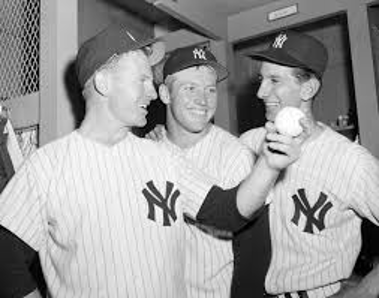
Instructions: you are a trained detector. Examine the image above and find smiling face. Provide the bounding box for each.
[163,65,218,137]
[106,50,157,127]
[257,61,304,122]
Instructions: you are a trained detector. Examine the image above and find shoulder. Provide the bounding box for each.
[138,135,174,154]
[202,126,253,175]
[132,134,177,164]
[211,126,251,156]
[240,127,266,142]
[239,127,266,154]
[26,132,76,170]
[211,126,243,147]
[318,127,378,175]
[324,127,375,159]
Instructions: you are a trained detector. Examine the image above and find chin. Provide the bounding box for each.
[266,112,276,122]
[133,118,147,128]
[137,121,147,128]
[189,124,210,134]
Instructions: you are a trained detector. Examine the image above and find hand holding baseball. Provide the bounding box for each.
[274,107,305,137]
[262,121,302,171]
[262,107,312,171]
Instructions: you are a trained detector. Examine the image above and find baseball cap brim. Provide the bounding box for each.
[132,38,165,66]
[249,48,309,71]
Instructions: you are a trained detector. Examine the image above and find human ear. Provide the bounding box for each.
[300,78,320,101]
[158,84,171,105]
[93,71,109,96]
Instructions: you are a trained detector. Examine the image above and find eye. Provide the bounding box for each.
[183,84,196,92]
[206,87,217,94]
[140,75,152,84]
[270,78,280,84]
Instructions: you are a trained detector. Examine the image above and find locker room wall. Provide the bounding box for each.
[78,0,154,46]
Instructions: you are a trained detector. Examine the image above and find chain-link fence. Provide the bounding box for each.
[0,0,40,101]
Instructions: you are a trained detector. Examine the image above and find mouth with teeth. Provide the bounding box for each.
[264,102,281,121]
[139,104,148,110]
[265,102,280,107]
[191,108,207,116]
[188,108,211,121]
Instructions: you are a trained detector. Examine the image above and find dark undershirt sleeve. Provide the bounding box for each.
[196,185,260,232]
[0,226,38,298]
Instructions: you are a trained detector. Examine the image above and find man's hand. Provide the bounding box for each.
[145,124,165,141]
[330,280,378,298]
[235,120,311,218]
[25,289,42,298]
[262,117,313,170]
[262,121,309,171]
[330,265,379,298]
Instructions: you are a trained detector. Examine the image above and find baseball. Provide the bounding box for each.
[274,107,305,137]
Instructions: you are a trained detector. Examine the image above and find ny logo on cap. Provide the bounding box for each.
[193,48,207,60]
[272,33,288,49]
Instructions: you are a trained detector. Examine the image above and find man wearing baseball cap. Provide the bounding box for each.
[237,30,378,298]
[149,44,254,298]
[0,24,308,298]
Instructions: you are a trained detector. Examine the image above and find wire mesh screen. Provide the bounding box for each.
[0,0,40,101]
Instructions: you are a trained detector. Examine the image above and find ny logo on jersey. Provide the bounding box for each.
[272,33,288,48]
[291,189,333,234]
[142,181,180,227]
[193,48,207,60]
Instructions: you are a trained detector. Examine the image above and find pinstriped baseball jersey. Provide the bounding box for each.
[0,131,214,298]
[161,125,253,298]
[241,125,379,298]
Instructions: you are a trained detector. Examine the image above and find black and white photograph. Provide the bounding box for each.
[0,0,378,297]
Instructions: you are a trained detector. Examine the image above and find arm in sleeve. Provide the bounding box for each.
[339,148,379,297]
[196,185,266,232]
[180,158,279,232]
[221,142,254,188]
[176,154,218,218]
[0,155,46,251]
[0,226,40,298]
[239,128,266,157]
[349,148,379,224]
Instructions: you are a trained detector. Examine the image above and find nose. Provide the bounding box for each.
[146,81,157,101]
[194,89,207,106]
[257,81,269,100]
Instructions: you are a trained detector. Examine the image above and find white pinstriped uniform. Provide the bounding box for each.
[240,124,379,298]
[0,131,215,298]
[161,125,253,298]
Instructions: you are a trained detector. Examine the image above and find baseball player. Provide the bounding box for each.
[155,45,254,298]
[238,30,379,298]
[0,23,305,298]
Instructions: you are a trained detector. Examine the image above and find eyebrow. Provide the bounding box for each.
[264,73,282,80]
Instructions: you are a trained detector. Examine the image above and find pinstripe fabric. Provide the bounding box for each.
[241,125,379,298]
[162,125,253,298]
[0,131,215,298]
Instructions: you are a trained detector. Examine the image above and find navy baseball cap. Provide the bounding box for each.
[248,30,328,78]
[163,45,228,82]
[76,22,165,88]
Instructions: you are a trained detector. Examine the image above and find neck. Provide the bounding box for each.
[78,104,131,146]
[166,118,212,149]
[301,111,325,142]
